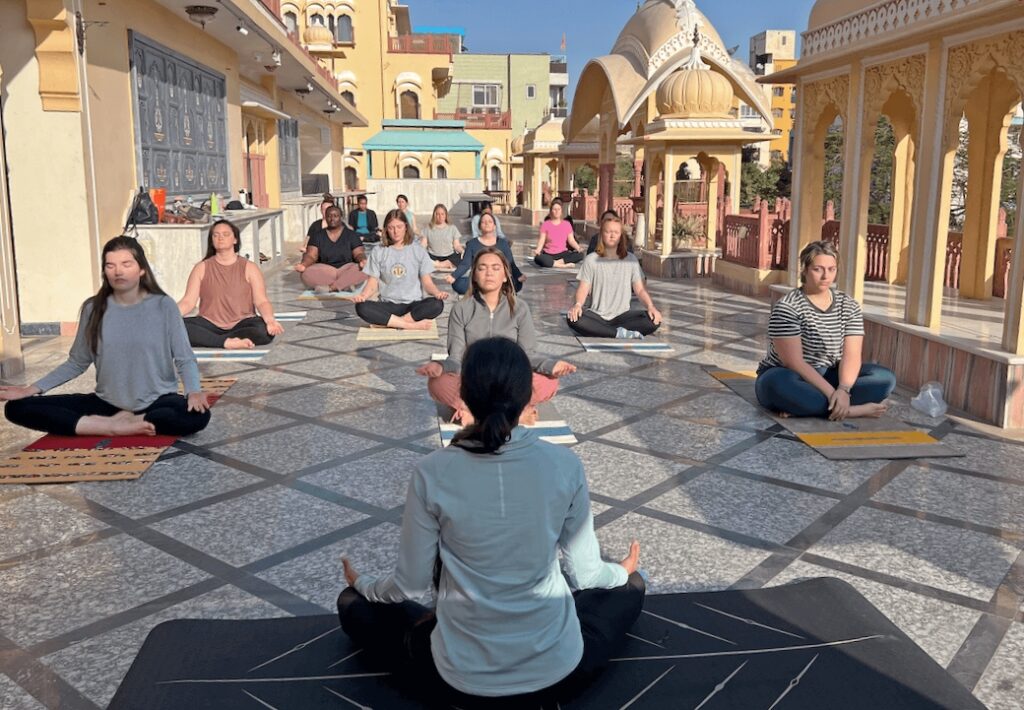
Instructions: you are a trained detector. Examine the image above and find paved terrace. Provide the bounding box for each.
[0,219,1021,709]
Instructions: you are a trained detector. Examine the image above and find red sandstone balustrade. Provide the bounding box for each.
[993,237,1013,298]
[944,233,963,290]
[611,197,636,226]
[389,34,454,55]
[433,110,511,129]
[865,225,890,282]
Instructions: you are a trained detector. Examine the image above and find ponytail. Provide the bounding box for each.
[450,337,533,455]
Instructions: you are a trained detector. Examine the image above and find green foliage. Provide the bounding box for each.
[671,214,707,248]
[1000,125,1021,232]
[823,120,844,219]
[739,155,792,208]
[614,156,635,198]
[868,117,896,225]
[574,165,596,192]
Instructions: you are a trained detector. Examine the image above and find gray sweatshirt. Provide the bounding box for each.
[354,427,627,696]
[443,294,558,375]
[34,294,202,411]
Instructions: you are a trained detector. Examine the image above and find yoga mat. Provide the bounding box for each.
[193,348,270,362]
[437,401,577,446]
[707,369,962,460]
[431,352,447,361]
[577,337,673,354]
[273,311,307,322]
[297,283,366,301]
[0,378,235,484]
[356,323,439,342]
[108,578,984,709]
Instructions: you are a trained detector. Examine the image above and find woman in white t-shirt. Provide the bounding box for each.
[755,240,895,420]
[567,215,662,339]
[353,210,448,330]
[420,203,464,271]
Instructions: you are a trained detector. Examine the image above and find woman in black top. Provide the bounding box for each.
[295,206,368,292]
[304,196,335,248]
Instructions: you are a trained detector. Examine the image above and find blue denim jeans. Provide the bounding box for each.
[754,363,896,417]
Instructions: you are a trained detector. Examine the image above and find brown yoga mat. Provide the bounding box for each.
[706,369,962,460]
[356,323,439,341]
[0,378,236,484]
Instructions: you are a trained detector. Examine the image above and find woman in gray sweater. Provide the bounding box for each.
[418,247,575,425]
[340,337,644,706]
[1,236,210,438]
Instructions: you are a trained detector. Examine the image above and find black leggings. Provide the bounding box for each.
[4,392,211,437]
[567,308,660,338]
[355,299,444,326]
[184,316,273,348]
[535,250,584,268]
[429,252,462,267]
[337,573,645,709]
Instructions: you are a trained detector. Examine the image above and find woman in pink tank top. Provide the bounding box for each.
[177,220,284,349]
[533,199,584,269]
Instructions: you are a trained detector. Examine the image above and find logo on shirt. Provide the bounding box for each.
[391,264,407,278]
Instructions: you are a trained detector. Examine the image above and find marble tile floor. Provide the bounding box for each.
[1,228,1023,709]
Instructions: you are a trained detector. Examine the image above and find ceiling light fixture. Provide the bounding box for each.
[236,24,248,36]
[185,5,218,29]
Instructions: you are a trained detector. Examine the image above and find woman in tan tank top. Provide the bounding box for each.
[177,220,284,349]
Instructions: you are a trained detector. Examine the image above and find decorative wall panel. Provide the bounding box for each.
[278,119,300,192]
[129,33,228,196]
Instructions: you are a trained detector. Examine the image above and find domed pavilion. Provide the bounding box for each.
[764,0,1024,428]
[562,0,774,272]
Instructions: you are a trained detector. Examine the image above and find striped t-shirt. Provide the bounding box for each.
[757,288,865,373]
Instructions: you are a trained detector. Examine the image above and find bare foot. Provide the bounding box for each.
[224,337,255,350]
[848,402,888,418]
[403,318,434,331]
[95,412,156,436]
[520,404,539,426]
[552,259,566,268]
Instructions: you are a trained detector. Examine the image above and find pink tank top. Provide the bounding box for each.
[198,257,254,329]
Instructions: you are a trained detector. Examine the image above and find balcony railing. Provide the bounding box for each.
[259,0,281,14]
[434,109,511,129]
[285,31,338,88]
[389,34,455,55]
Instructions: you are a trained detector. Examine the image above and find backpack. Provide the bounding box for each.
[124,187,159,232]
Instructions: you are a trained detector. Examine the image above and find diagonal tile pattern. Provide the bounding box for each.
[0,221,1022,709]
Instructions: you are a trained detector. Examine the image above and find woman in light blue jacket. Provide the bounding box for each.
[339,337,644,707]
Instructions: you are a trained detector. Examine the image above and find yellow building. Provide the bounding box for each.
[748,30,796,163]
[0,0,366,372]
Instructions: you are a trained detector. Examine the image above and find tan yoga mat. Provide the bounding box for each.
[356,323,439,341]
[437,401,577,447]
[0,378,236,484]
[706,369,962,460]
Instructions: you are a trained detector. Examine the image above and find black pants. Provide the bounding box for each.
[535,250,584,268]
[336,573,645,709]
[4,392,211,437]
[355,299,444,326]
[567,308,660,338]
[184,316,273,348]
[429,252,462,267]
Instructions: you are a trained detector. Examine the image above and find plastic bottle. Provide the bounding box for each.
[910,381,948,418]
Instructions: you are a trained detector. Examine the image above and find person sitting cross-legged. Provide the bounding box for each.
[755,240,895,420]
[533,199,584,268]
[352,209,448,330]
[470,203,506,239]
[348,194,380,243]
[339,336,644,709]
[1,236,210,437]
[294,205,369,293]
[418,247,575,426]
[448,212,525,295]
[567,215,661,339]
[177,219,283,350]
[421,203,464,271]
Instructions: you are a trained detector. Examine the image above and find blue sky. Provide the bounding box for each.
[412,0,817,100]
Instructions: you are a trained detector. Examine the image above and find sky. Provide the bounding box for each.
[411,0,818,101]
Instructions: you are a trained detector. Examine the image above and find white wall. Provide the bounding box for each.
[367,179,482,219]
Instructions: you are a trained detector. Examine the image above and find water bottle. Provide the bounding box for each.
[910,381,947,418]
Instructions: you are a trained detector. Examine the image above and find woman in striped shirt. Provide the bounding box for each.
[755,240,895,420]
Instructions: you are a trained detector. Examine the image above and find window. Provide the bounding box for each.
[344,166,358,190]
[772,87,785,97]
[399,90,420,119]
[472,84,499,107]
[791,89,797,104]
[526,84,536,100]
[490,165,502,191]
[283,11,298,34]
[781,35,788,45]
[790,109,796,119]
[310,13,324,26]
[336,15,353,43]
[403,165,420,179]
[772,108,783,118]
[341,90,355,107]
[435,165,447,180]
[328,15,335,35]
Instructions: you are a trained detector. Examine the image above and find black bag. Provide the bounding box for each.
[125,187,159,231]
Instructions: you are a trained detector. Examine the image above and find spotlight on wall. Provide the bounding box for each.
[271,49,282,66]
[236,24,249,36]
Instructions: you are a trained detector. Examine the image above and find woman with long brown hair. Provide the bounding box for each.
[1,236,210,437]
[421,203,463,270]
[418,247,574,424]
[177,219,283,349]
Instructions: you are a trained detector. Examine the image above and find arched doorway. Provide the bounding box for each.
[403,165,420,179]
[399,91,420,119]
[243,118,269,208]
[490,165,502,191]
[344,166,358,191]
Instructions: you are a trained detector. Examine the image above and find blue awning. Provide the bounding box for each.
[363,129,484,152]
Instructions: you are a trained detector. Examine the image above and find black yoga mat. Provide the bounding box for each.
[109,577,983,709]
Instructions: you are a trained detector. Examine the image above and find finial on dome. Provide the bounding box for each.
[672,0,703,37]
[680,28,708,71]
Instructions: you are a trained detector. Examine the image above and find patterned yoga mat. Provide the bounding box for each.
[0,378,236,484]
[356,323,439,341]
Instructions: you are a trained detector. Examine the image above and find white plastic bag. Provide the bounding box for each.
[910,381,947,418]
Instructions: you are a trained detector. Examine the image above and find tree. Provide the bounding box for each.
[614,156,635,198]
[868,116,896,225]
[1000,124,1021,232]
[823,120,845,218]
[950,117,968,231]
[739,154,792,208]
[574,165,596,191]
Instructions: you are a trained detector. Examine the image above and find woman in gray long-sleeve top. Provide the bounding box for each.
[340,337,645,706]
[419,247,575,425]
[1,236,210,438]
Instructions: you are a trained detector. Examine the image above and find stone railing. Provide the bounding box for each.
[721,202,790,270]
